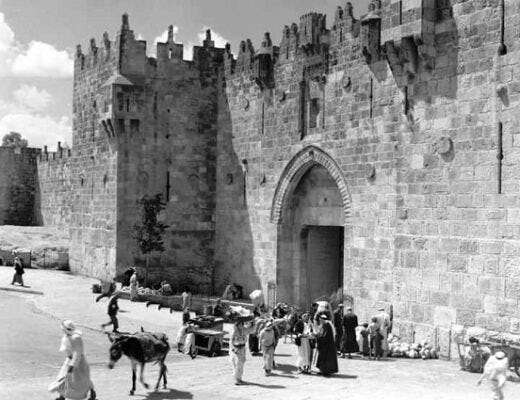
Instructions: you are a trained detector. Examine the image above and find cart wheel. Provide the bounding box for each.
[512,357,520,377]
[209,341,221,358]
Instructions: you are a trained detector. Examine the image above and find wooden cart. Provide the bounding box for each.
[193,328,227,357]
[484,341,520,377]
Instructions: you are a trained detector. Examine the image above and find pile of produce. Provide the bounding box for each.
[225,305,254,322]
[120,286,159,295]
[388,337,439,359]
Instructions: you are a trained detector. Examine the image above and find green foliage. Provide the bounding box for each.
[2,132,28,148]
[133,193,168,255]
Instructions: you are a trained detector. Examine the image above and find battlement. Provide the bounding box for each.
[38,142,72,163]
[74,30,117,76]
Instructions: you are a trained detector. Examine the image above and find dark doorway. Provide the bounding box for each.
[303,225,344,305]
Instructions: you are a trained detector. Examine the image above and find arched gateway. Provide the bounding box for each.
[271,146,351,309]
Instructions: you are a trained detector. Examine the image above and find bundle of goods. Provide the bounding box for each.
[249,290,265,309]
[188,315,223,329]
[225,305,254,322]
[388,337,439,359]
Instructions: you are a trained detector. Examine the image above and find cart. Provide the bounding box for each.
[193,328,227,357]
[458,340,520,376]
[484,341,520,377]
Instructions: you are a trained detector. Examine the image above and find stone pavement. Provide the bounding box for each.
[1,267,519,400]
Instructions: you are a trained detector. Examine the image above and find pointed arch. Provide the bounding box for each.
[270,145,351,224]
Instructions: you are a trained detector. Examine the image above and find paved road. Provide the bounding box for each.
[1,269,519,399]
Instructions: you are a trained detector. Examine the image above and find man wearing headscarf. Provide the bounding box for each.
[315,314,338,376]
[49,320,96,400]
[229,320,254,385]
[294,312,314,373]
[477,351,509,400]
[375,306,391,356]
[259,321,276,375]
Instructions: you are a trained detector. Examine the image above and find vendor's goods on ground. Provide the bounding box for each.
[388,336,439,360]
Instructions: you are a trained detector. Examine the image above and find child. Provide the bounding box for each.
[477,351,508,400]
[359,322,370,357]
[368,317,383,360]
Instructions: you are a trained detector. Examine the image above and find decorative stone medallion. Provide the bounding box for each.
[438,136,452,155]
[276,90,286,102]
[365,163,376,179]
[240,97,249,111]
[342,75,352,91]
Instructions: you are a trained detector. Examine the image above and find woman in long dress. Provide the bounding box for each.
[294,313,314,373]
[315,314,338,376]
[49,320,96,400]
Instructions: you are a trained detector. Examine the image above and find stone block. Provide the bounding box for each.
[505,278,520,299]
[448,254,467,272]
[456,309,476,326]
[434,306,456,327]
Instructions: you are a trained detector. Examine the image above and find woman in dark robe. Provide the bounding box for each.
[316,314,338,376]
[341,307,359,358]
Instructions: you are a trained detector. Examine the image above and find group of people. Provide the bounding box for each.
[332,305,392,360]
[227,302,396,385]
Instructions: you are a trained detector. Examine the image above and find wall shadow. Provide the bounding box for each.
[213,71,260,299]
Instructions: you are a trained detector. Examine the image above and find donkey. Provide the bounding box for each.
[107,330,170,395]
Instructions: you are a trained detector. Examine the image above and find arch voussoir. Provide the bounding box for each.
[270,145,351,225]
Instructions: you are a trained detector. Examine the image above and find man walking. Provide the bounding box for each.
[101,293,120,333]
[477,351,508,400]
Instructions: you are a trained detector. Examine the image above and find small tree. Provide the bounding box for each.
[2,132,28,148]
[133,193,168,286]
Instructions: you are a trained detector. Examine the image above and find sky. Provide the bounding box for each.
[0,0,368,150]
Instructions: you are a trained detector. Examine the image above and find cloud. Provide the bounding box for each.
[183,27,228,61]
[0,114,71,150]
[0,13,73,78]
[0,13,14,52]
[10,41,73,78]
[13,85,52,111]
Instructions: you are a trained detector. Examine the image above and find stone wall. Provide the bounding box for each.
[7,1,520,357]
[113,24,224,290]
[68,28,119,279]
[216,0,520,357]
[37,145,73,227]
[0,147,40,225]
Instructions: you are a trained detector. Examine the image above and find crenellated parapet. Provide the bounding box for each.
[360,0,382,64]
[331,2,360,46]
[74,30,116,77]
[278,23,299,63]
[156,25,184,62]
[38,142,72,163]
[253,33,279,89]
[235,39,256,74]
[380,0,437,82]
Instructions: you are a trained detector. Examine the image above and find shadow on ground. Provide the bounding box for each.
[139,388,193,399]
[241,381,285,389]
[273,363,298,375]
